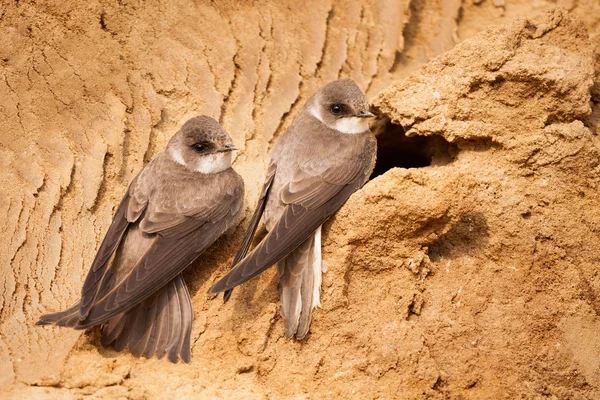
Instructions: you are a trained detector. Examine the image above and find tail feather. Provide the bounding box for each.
[279,264,304,338]
[277,226,322,340]
[101,312,127,346]
[39,275,193,363]
[113,313,132,352]
[142,287,169,358]
[176,281,193,363]
[101,274,193,363]
[127,296,158,357]
[312,227,322,308]
[165,281,183,363]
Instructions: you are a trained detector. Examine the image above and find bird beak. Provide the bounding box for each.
[356,111,375,118]
[218,144,238,153]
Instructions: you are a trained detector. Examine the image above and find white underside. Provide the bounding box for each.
[195,152,232,174]
[310,106,369,134]
[311,226,322,309]
[333,117,369,134]
[169,147,232,174]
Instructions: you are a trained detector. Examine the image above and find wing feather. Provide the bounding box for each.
[76,217,230,328]
[208,170,366,293]
[74,181,241,328]
[79,188,145,318]
[223,162,276,302]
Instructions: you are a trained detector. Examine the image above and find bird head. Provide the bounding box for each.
[167,116,237,174]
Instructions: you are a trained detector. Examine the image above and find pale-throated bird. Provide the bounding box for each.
[209,79,376,339]
[37,116,244,363]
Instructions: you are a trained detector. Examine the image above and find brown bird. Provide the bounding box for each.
[37,116,244,363]
[209,79,376,339]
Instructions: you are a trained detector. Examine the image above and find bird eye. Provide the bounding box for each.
[330,104,343,115]
[192,143,207,152]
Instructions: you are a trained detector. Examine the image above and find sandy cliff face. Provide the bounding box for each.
[1,1,599,399]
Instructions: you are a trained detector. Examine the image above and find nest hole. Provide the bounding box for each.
[371,118,457,178]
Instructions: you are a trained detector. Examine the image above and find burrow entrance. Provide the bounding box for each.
[370,118,457,178]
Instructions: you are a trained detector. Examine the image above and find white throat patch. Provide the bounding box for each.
[169,147,186,166]
[333,117,370,134]
[195,151,232,174]
[169,147,232,174]
[309,105,369,134]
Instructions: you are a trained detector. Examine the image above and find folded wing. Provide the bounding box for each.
[223,162,277,302]
[209,157,371,294]
[76,188,241,328]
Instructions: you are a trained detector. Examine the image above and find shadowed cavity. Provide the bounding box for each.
[370,118,457,178]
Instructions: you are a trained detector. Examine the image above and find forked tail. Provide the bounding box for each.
[37,274,193,363]
[277,226,322,339]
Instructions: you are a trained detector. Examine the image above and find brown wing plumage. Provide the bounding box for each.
[36,301,81,327]
[76,188,241,328]
[208,158,370,294]
[37,182,146,327]
[79,187,145,319]
[223,161,277,302]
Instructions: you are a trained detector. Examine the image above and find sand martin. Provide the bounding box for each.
[209,79,376,339]
[37,116,244,363]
